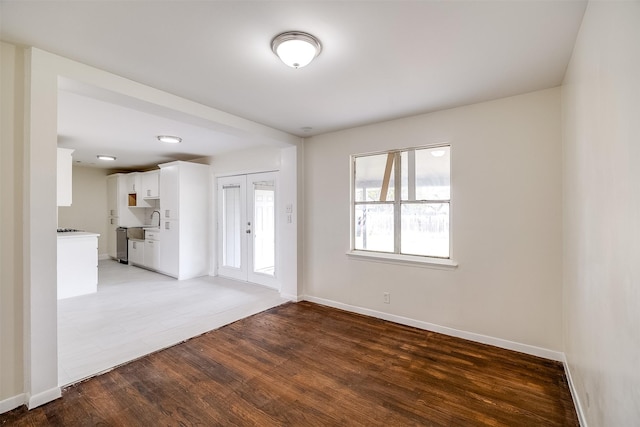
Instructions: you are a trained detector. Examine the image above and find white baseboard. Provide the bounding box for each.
[26,387,61,410]
[302,295,564,362]
[562,355,588,427]
[98,253,110,261]
[0,393,25,414]
[280,292,302,302]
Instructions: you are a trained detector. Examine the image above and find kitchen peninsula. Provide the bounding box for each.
[57,230,99,299]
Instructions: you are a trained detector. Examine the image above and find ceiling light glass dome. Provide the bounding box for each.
[272,31,322,68]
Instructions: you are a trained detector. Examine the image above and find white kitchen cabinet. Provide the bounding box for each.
[158,161,209,279]
[108,173,140,223]
[128,240,145,266]
[127,171,159,208]
[141,170,160,199]
[125,172,146,208]
[126,172,140,194]
[57,148,74,206]
[107,174,118,218]
[160,164,179,219]
[159,220,178,277]
[144,230,160,270]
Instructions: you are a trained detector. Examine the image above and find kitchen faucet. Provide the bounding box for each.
[151,210,161,227]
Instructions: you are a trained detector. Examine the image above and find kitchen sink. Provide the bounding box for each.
[126,227,145,240]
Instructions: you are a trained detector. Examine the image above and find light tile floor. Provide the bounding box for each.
[57,260,288,386]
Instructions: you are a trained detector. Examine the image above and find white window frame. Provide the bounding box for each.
[348,144,457,269]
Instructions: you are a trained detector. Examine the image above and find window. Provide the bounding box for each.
[352,145,451,259]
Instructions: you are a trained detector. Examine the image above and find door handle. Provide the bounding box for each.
[246,229,251,234]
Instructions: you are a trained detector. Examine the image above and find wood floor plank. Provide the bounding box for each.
[0,301,579,426]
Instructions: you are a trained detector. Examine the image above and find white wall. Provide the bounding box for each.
[57,166,110,257]
[210,146,282,176]
[562,1,640,425]
[0,41,25,411]
[304,88,563,354]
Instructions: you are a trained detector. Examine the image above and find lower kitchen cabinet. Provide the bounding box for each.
[144,239,160,270]
[128,239,145,266]
[144,229,161,271]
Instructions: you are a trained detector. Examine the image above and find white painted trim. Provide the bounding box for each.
[214,168,279,178]
[562,354,588,427]
[0,393,25,414]
[302,295,563,361]
[280,292,302,302]
[26,386,61,409]
[346,250,458,269]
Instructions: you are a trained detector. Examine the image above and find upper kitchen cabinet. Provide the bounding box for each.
[126,172,144,207]
[159,165,179,219]
[57,148,74,206]
[127,170,159,208]
[126,172,140,194]
[141,170,160,200]
[107,174,147,226]
[158,161,209,279]
[109,174,131,222]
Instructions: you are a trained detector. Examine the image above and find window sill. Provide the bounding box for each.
[346,250,458,269]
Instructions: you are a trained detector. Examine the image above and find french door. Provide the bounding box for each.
[217,172,277,289]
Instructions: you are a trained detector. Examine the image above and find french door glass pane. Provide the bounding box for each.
[401,203,449,257]
[222,185,241,268]
[354,154,395,202]
[253,182,275,276]
[354,204,394,252]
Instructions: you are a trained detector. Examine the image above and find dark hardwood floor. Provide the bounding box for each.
[1,301,578,426]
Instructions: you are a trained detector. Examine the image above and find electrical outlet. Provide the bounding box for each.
[383,292,390,304]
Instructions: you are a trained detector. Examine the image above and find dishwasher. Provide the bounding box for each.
[116,226,128,264]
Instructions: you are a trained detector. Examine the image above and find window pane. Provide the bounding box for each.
[401,203,449,257]
[400,151,408,200]
[355,153,395,202]
[414,147,450,201]
[354,204,394,252]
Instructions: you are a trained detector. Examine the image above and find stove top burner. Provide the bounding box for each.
[57,228,83,233]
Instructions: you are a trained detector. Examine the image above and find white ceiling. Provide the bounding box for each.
[57,80,262,170]
[1,0,586,170]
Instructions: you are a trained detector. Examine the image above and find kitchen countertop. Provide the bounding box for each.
[57,231,100,239]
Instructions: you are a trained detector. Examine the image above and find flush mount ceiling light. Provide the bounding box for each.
[157,135,182,144]
[97,155,116,161]
[271,31,322,68]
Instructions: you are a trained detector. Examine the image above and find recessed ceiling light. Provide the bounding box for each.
[272,31,322,68]
[431,150,446,157]
[97,155,116,161]
[157,135,182,144]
